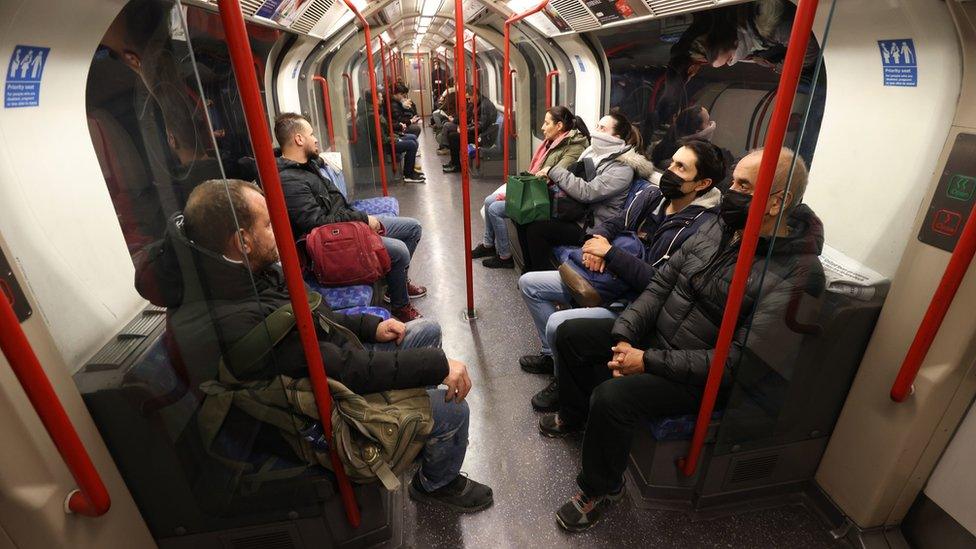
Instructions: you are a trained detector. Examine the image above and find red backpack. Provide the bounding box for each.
[305,222,391,287]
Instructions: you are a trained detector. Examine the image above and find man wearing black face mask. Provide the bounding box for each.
[542,147,826,533]
[517,140,724,409]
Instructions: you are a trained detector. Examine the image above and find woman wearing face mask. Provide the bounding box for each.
[472,106,591,269]
[522,111,655,272]
[650,104,717,168]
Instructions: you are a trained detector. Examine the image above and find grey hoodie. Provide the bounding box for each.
[547,144,656,228]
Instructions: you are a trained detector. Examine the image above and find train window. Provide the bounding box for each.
[593,0,826,169]
[84,0,328,537]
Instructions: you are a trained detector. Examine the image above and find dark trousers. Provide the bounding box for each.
[554,317,702,497]
[523,219,585,271]
[445,123,476,168]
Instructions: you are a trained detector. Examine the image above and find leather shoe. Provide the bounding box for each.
[519,354,554,375]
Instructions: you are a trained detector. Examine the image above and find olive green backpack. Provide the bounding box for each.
[196,291,434,491]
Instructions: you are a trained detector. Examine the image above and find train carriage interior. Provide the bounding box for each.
[1,0,976,547]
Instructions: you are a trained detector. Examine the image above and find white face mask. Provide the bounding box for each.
[685,120,717,141]
[588,131,625,156]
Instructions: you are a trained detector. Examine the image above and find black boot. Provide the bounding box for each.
[519,353,554,375]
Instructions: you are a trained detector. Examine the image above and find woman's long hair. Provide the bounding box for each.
[547,105,590,140]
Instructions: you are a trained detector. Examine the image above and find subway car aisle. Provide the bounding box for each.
[363,128,843,548]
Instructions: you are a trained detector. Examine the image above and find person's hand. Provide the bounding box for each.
[582,235,612,258]
[375,318,406,344]
[608,343,644,377]
[581,252,605,273]
[442,359,473,402]
[534,166,552,179]
[367,215,382,233]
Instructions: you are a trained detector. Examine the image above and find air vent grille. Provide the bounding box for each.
[729,454,779,485]
[641,0,717,17]
[240,0,266,16]
[551,0,601,32]
[291,0,334,34]
[225,529,297,549]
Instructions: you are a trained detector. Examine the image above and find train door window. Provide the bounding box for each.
[85,0,330,538]
[593,0,827,170]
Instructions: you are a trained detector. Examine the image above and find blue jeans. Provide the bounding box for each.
[377,215,422,308]
[483,194,511,258]
[518,271,618,356]
[363,319,468,491]
[395,136,419,177]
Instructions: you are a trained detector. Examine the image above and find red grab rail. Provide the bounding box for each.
[378,37,398,174]
[502,0,549,183]
[891,200,976,402]
[545,69,559,109]
[415,53,426,128]
[216,0,361,527]
[342,73,358,144]
[0,289,111,517]
[312,76,336,151]
[454,0,475,317]
[338,0,389,196]
[677,0,820,477]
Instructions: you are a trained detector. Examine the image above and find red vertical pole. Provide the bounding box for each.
[342,73,358,144]
[379,37,398,174]
[0,294,111,517]
[454,0,475,317]
[216,0,361,527]
[677,0,820,478]
[415,53,427,128]
[312,76,335,151]
[338,0,389,196]
[503,0,549,184]
[891,200,976,402]
[545,69,559,109]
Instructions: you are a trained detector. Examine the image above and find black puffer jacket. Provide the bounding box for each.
[277,156,367,238]
[611,204,826,388]
[135,215,448,394]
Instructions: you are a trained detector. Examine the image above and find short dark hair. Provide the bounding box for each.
[183,179,264,254]
[274,112,308,147]
[394,82,409,95]
[679,139,726,195]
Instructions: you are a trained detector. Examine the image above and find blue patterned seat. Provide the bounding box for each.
[340,306,391,320]
[305,278,374,311]
[351,196,400,217]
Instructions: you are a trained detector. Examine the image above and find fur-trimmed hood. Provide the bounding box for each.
[616,148,656,179]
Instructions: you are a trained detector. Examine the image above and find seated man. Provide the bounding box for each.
[391,83,422,137]
[518,140,725,412]
[274,113,426,321]
[442,88,498,173]
[160,179,493,512]
[541,147,825,532]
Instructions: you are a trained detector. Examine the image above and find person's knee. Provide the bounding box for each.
[401,217,422,240]
[385,238,410,265]
[589,378,632,424]
[487,199,506,217]
[517,271,543,298]
[407,318,442,348]
[483,194,496,209]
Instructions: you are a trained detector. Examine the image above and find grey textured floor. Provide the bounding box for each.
[356,129,844,549]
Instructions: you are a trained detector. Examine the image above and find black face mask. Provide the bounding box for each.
[659,170,694,200]
[720,190,752,230]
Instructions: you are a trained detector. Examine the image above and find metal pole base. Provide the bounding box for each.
[461,308,478,321]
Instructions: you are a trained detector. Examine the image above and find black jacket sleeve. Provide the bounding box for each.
[604,246,656,291]
[330,311,383,344]
[281,175,367,236]
[591,210,627,240]
[610,239,687,344]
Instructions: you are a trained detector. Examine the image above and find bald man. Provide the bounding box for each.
[541,147,826,532]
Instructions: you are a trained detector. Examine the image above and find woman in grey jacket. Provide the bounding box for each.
[524,111,654,271]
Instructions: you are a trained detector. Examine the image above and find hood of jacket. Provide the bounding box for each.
[688,186,722,211]
[135,213,281,308]
[617,149,655,179]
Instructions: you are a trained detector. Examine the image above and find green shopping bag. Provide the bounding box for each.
[504,175,550,224]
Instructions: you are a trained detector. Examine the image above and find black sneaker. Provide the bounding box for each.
[531,378,559,412]
[519,354,554,375]
[408,473,494,513]
[538,413,583,438]
[482,255,514,269]
[442,164,459,173]
[404,173,426,183]
[471,243,496,259]
[555,485,624,533]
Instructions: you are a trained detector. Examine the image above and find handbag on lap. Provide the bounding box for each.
[504,174,551,224]
[306,221,391,287]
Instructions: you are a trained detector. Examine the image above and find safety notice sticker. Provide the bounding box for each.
[6,45,50,108]
[877,39,916,87]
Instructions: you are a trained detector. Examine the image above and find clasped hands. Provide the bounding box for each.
[580,235,613,273]
[608,340,644,377]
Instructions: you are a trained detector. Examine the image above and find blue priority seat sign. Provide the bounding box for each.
[877,39,917,87]
[6,45,50,108]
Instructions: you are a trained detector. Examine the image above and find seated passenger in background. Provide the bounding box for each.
[359,92,426,184]
[650,104,734,189]
[148,179,493,512]
[442,88,498,174]
[274,113,427,321]
[471,106,590,269]
[518,140,725,411]
[522,111,655,272]
[542,147,825,532]
[431,78,456,142]
[391,83,422,137]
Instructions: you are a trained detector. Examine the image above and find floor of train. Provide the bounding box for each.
[364,128,842,548]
